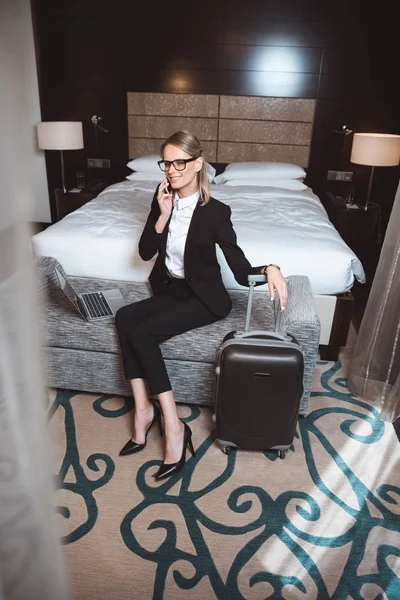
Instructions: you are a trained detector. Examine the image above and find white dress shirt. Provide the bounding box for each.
[165,190,199,279]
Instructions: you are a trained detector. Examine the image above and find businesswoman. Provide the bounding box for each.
[115,131,287,480]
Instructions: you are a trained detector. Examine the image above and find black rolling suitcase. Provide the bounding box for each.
[214,274,304,459]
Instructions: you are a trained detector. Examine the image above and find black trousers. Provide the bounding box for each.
[115,277,221,396]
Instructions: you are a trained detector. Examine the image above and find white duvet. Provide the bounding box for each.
[32,180,365,295]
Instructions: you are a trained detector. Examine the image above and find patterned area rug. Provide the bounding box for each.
[48,356,400,599]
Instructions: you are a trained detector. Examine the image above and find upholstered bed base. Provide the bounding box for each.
[45,348,216,406]
[37,257,321,415]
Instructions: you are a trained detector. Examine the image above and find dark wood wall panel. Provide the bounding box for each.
[224,0,328,20]
[162,46,222,71]
[32,1,128,221]
[126,70,319,98]
[125,0,325,100]
[223,19,325,46]
[307,0,400,239]
[126,70,224,95]
[220,71,319,98]
[221,46,322,72]
[33,0,399,229]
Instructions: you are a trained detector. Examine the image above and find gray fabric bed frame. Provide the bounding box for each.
[36,256,320,415]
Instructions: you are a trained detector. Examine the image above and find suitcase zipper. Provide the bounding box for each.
[219,338,304,355]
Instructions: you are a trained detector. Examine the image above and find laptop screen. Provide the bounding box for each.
[55,267,79,307]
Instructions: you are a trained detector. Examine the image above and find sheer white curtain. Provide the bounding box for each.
[348,178,400,422]
[0,1,68,598]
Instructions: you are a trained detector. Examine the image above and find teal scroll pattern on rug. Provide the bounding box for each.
[51,360,400,599]
[48,390,118,545]
[117,362,400,600]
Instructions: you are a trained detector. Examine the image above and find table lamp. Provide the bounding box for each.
[350,133,400,211]
[37,121,84,192]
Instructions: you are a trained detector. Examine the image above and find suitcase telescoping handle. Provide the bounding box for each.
[245,274,268,332]
[240,331,288,342]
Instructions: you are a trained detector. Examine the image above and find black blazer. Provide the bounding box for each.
[139,190,265,317]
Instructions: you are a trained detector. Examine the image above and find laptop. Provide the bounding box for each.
[54,266,126,322]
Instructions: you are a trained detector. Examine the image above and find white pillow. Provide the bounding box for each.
[126,155,216,181]
[214,162,306,183]
[126,155,160,173]
[126,172,163,182]
[217,178,307,191]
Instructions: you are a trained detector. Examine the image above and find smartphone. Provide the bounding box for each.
[165,179,170,194]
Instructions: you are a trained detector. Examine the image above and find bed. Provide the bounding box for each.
[33,91,366,358]
[32,178,365,352]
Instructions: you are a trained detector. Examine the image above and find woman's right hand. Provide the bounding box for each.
[157,178,173,219]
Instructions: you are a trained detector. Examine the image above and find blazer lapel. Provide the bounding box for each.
[159,208,174,262]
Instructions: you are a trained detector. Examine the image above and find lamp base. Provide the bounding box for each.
[60,149,67,193]
[364,165,375,211]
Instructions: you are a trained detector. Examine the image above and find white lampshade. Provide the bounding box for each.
[350,133,400,167]
[37,121,84,150]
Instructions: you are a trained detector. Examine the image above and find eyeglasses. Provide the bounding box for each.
[157,155,200,172]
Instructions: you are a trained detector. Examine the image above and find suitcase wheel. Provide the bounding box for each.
[277,450,287,459]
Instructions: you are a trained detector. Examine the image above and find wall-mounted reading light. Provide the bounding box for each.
[332,124,353,168]
[91,115,108,157]
[91,115,108,133]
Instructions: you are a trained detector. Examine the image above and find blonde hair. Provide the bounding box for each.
[160,131,210,205]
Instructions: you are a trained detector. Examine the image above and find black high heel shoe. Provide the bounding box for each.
[119,402,163,456]
[154,421,195,481]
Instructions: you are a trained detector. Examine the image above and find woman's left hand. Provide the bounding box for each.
[265,266,288,311]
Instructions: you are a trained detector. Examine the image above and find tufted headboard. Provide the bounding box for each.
[127,92,316,167]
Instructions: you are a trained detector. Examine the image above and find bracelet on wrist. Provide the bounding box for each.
[262,264,280,275]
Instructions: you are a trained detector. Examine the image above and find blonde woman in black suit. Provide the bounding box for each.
[115,131,287,480]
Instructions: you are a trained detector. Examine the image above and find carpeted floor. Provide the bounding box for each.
[48,348,400,599]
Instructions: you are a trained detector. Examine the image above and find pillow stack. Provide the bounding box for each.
[213,162,307,191]
[126,155,163,183]
[126,155,216,182]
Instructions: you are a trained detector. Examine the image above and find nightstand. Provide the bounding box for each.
[327,201,382,331]
[330,202,381,252]
[55,189,97,221]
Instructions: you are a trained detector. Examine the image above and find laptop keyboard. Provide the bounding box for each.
[81,292,113,318]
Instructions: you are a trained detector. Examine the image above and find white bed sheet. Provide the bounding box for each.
[32,180,365,295]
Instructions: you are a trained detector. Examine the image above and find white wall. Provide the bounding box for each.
[0,0,51,225]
